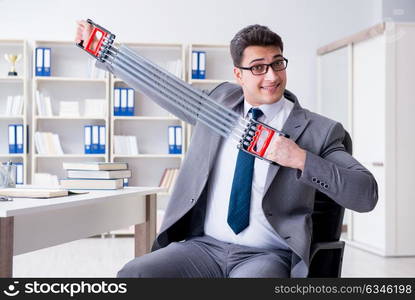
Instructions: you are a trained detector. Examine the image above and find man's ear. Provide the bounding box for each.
[233,67,243,85]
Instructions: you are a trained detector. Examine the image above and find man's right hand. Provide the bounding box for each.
[75,20,98,49]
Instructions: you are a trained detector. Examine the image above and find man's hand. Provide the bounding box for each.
[75,20,97,49]
[264,135,306,171]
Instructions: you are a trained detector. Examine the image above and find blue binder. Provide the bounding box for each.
[43,48,51,76]
[91,125,99,154]
[114,88,121,116]
[35,48,43,76]
[99,125,106,154]
[192,51,198,79]
[198,51,206,79]
[15,124,24,153]
[168,126,176,154]
[15,163,23,185]
[84,125,92,154]
[120,88,127,116]
[175,126,182,154]
[8,125,16,154]
[127,88,135,116]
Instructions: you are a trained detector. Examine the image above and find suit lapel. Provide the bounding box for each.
[263,91,310,196]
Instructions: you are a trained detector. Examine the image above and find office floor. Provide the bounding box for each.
[13,237,415,277]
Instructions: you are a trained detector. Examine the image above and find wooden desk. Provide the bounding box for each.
[0,187,164,277]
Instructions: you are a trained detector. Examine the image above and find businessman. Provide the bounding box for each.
[76,22,378,278]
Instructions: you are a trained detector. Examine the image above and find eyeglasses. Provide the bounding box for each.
[237,58,288,75]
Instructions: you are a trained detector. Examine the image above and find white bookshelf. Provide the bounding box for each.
[31,40,110,183]
[109,42,187,235]
[0,39,28,183]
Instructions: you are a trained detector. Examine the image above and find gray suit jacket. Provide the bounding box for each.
[146,82,378,277]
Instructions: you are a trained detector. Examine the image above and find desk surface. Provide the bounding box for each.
[0,187,165,218]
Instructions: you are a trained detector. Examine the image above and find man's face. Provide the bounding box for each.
[233,45,287,107]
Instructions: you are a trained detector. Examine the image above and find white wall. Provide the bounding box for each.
[0,0,381,110]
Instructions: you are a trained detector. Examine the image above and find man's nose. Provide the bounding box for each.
[264,65,279,80]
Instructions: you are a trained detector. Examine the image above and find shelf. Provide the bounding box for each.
[0,115,24,119]
[113,116,179,121]
[0,154,25,158]
[34,154,106,158]
[113,154,182,159]
[35,116,107,120]
[0,77,24,82]
[34,77,107,83]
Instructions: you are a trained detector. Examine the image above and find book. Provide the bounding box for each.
[62,162,128,171]
[0,187,67,198]
[60,178,124,190]
[67,169,132,179]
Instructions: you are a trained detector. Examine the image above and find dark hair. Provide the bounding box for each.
[230,24,284,66]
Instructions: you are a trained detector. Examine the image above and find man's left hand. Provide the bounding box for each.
[264,135,306,171]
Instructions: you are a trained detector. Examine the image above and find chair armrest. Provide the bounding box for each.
[310,241,345,262]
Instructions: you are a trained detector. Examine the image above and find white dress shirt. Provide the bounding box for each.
[204,96,294,250]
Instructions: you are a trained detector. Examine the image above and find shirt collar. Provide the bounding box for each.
[243,96,286,122]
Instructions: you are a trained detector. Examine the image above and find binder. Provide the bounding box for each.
[168,126,176,154]
[192,51,198,79]
[16,163,23,185]
[8,125,16,154]
[114,88,120,116]
[175,126,182,154]
[84,125,92,154]
[43,48,51,76]
[127,88,134,116]
[15,124,24,153]
[120,88,127,116]
[35,48,43,76]
[198,51,206,79]
[99,125,106,154]
[92,125,99,154]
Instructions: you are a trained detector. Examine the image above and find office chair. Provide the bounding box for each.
[308,131,352,278]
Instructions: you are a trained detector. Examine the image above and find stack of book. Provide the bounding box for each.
[60,162,131,190]
[159,168,179,194]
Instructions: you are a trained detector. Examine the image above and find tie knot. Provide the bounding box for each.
[250,108,263,121]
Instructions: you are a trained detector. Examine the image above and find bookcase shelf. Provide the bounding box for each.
[113,116,179,121]
[0,77,24,82]
[34,77,107,83]
[31,40,110,184]
[34,154,106,158]
[110,42,186,193]
[0,115,24,120]
[0,39,28,184]
[0,154,25,158]
[113,154,183,159]
[35,116,107,120]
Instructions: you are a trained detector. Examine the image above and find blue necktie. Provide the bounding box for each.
[227,108,263,234]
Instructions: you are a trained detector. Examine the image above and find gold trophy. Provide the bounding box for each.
[4,54,22,76]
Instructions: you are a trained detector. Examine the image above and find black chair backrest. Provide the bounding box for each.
[311,131,352,244]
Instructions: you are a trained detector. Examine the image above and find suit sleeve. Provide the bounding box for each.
[297,122,378,212]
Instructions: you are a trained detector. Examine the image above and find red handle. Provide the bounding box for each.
[85,27,108,57]
[247,124,275,157]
